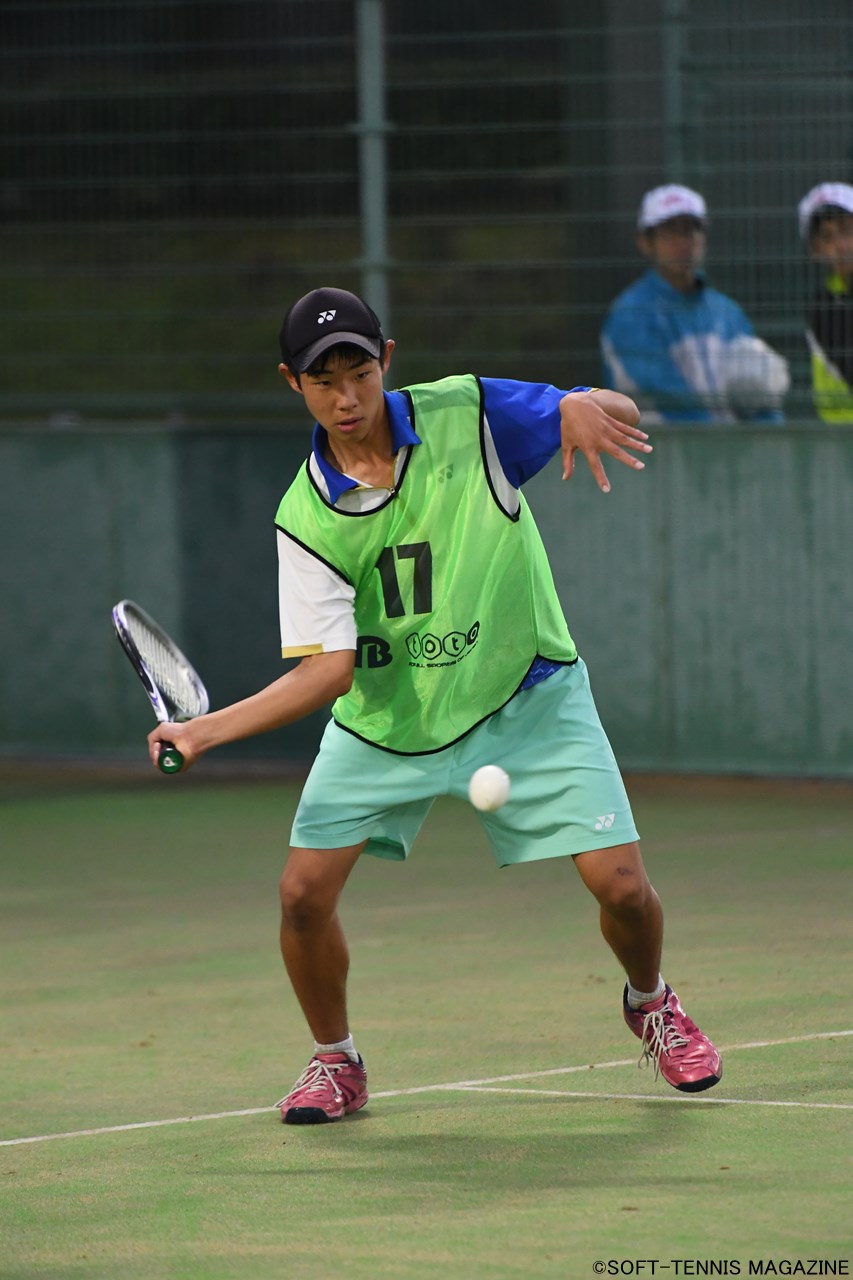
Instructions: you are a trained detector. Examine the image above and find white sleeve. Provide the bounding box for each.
[277,529,357,657]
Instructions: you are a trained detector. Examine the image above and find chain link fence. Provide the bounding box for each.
[2,0,852,423]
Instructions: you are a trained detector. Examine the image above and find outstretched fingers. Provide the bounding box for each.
[603,422,653,469]
[560,397,652,494]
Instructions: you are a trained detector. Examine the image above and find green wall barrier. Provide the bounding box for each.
[1,423,850,777]
[527,424,852,776]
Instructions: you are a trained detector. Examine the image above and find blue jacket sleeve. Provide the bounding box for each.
[600,278,782,423]
[600,304,710,421]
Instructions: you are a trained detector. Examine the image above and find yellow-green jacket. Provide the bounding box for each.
[807,272,853,423]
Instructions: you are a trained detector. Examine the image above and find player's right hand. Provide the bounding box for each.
[147,721,199,772]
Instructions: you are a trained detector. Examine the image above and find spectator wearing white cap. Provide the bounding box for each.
[798,182,853,423]
[601,184,788,423]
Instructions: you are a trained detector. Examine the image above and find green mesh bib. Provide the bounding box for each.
[276,375,576,753]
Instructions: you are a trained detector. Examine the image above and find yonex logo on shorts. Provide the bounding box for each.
[317,310,336,324]
[594,813,616,831]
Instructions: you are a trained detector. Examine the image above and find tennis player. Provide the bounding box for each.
[148,286,722,1122]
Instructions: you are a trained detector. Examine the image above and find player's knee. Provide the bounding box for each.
[279,872,333,933]
[597,870,654,918]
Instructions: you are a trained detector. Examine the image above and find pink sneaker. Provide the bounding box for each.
[623,984,722,1093]
[276,1052,368,1125]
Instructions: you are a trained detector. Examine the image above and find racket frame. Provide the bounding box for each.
[111,599,209,774]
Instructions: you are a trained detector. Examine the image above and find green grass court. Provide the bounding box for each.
[1,769,851,1279]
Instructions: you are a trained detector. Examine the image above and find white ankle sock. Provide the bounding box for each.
[626,977,665,1010]
[314,1034,359,1062]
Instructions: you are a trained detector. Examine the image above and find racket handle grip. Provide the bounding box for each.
[157,743,184,774]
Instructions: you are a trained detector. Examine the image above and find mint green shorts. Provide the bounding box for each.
[290,659,639,867]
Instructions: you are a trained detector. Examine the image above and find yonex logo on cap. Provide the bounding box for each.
[279,288,383,371]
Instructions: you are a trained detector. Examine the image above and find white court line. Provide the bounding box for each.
[2,1028,850,1148]
[455,1087,853,1111]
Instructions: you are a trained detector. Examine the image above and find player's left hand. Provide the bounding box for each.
[560,390,651,493]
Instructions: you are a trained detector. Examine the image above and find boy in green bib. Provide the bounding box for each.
[148,287,722,1122]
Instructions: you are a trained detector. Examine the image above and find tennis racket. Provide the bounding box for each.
[111,599,209,774]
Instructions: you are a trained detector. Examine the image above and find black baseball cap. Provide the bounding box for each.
[279,286,384,372]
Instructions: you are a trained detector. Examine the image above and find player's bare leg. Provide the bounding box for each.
[279,842,365,1043]
[276,842,369,1124]
[573,840,721,1092]
[572,841,662,988]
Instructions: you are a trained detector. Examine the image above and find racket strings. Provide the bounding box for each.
[133,626,206,719]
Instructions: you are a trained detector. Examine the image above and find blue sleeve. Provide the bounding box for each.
[480,378,591,487]
[600,304,709,421]
[724,301,755,340]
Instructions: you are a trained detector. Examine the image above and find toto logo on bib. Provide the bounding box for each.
[405,620,480,667]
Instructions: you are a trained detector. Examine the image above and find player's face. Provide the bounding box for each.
[280,341,395,446]
[810,213,853,278]
[639,217,707,291]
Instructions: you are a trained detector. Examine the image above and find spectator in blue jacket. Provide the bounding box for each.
[601,185,788,423]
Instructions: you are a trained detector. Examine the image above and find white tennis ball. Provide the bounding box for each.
[468,765,511,812]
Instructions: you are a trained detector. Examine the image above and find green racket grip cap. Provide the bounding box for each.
[158,744,184,775]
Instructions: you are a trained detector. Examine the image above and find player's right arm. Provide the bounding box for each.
[147,530,358,770]
[147,650,354,769]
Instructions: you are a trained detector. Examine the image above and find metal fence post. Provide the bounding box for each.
[355,0,391,330]
[662,0,687,182]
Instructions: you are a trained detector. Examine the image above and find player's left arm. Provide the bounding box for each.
[480,378,647,494]
[559,388,650,493]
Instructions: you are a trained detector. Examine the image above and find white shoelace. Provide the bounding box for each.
[637,1009,690,1079]
[275,1057,344,1109]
